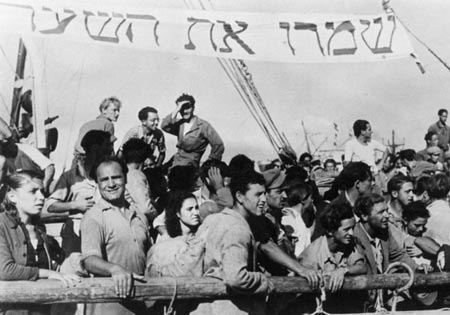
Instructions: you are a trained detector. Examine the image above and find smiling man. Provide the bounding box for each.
[191,170,272,315]
[161,93,224,167]
[81,156,150,315]
[118,106,165,168]
[298,203,366,312]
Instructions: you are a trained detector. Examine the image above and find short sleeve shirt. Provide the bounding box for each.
[298,235,365,273]
[81,199,151,275]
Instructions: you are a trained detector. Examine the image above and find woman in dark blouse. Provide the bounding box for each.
[0,171,80,314]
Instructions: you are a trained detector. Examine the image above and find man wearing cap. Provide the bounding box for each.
[428,109,450,153]
[416,131,440,162]
[426,146,444,172]
[161,93,224,167]
[248,168,294,275]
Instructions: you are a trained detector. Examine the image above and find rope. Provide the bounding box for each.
[382,0,450,73]
[182,0,287,156]
[310,273,331,315]
[163,277,178,315]
[375,262,414,314]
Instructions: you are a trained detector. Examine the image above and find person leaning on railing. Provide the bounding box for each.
[0,171,80,314]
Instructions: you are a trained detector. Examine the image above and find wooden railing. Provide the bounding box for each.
[0,272,449,304]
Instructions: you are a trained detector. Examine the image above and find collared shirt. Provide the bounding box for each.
[120,125,165,163]
[281,207,311,258]
[81,198,151,275]
[298,235,365,273]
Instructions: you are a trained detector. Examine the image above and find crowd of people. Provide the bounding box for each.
[1,96,450,314]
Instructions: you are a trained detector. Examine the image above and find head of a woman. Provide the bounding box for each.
[165,190,200,238]
[1,171,45,221]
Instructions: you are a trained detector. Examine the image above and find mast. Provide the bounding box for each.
[384,129,404,154]
[10,38,27,128]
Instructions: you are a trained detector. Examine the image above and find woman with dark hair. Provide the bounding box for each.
[165,190,200,238]
[0,171,80,314]
[146,191,202,314]
[147,191,200,276]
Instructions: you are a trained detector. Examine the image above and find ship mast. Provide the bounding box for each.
[10,38,26,129]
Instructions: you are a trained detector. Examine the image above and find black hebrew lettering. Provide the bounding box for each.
[126,13,160,46]
[32,7,76,34]
[294,22,325,56]
[217,20,254,54]
[360,15,396,54]
[184,17,216,51]
[84,11,126,43]
[326,21,357,55]
[279,22,295,55]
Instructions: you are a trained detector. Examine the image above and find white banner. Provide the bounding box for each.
[0,1,414,63]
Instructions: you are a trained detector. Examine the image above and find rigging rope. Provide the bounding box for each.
[382,0,450,73]
[182,0,293,158]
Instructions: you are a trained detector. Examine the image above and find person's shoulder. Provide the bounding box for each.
[344,138,358,147]
[428,121,439,131]
[125,125,141,135]
[82,203,105,221]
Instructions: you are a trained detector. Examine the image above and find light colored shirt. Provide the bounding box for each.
[298,235,365,273]
[281,207,311,258]
[126,168,158,221]
[344,138,386,172]
[424,199,450,246]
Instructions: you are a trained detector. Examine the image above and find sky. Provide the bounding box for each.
[1,0,450,174]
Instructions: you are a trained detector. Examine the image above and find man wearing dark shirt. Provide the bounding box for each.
[428,109,450,152]
[161,93,224,167]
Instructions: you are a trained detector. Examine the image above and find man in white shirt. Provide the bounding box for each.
[344,119,389,173]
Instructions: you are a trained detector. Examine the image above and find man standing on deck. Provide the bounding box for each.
[428,109,450,153]
[118,106,166,168]
[73,97,121,159]
[344,119,389,173]
[161,93,224,167]
[81,156,150,315]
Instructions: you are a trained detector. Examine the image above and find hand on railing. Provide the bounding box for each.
[47,270,81,288]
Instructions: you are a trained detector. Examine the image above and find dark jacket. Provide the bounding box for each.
[353,222,416,275]
[0,212,63,280]
[161,115,224,165]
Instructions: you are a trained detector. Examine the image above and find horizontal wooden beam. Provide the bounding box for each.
[0,272,449,304]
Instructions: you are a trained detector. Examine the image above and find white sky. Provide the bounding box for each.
[1,0,450,173]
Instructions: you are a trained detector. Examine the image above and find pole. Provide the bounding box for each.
[10,38,26,128]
